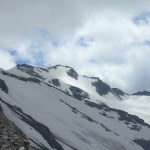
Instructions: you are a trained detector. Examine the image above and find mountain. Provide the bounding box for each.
[9,64,128,101]
[0,64,150,150]
[132,90,150,96]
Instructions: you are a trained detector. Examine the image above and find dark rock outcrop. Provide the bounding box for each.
[112,88,125,96]
[1,71,41,84]
[67,68,78,80]
[133,139,150,150]
[69,86,89,100]
[48,65,71,70]
[52,79,61,87]
[112,88,127,100]
[0,104,31,150]
[132,90,150,96]
[91,79,111,95]
[0,79,8,93]
[17,64,43,79]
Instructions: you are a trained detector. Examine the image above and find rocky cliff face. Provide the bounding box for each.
[0,105,32,150]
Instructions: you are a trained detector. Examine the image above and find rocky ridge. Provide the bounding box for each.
[0,105,32,150]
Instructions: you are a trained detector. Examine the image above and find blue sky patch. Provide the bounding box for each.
[133,12,150,25]
[10,49,30,65]
[15,59,30,65]
[76,37,94,47]
[27,43,45,66]
[143,40,150,46]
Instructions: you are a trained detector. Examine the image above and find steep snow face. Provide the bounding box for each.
[0,69,150,150]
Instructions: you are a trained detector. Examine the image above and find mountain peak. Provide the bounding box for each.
[47,64,72,70]
[17,64,34,68]
[132,90,150,96]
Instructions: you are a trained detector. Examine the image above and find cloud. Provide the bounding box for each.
[0,0,150,92]
[121,96,150,124]
[133,12,150,25]
[0,47,16,69]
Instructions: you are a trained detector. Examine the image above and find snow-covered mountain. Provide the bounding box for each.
[9,64,150,124]
[9,64,128,101]
[132,91,150,96]
[0,64,150,150]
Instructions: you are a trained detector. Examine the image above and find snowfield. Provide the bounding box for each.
[0,64,149,150]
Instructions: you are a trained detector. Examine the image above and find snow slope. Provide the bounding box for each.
[8,64,150,124]
[0,67,150,150]
[9,64,127,101]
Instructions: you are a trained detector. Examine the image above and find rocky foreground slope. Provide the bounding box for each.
[0,104,32,150]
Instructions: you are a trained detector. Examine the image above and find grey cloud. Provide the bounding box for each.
[0,0,150,39]
[0,48,16,69]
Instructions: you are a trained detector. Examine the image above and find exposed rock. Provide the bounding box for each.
[17,64,43,79]
[51,79,61,87]
[67,68,78,79]
[0,104,31,150]
[91,79,111,95]
[48,65,72,70]
[17,64,33,69]
[39,67,49,72]
[133,139,150,150]
[112,88,127,100]
[69,86,89,100]
[83,76,99,80]
[1,71,41,84]
[112,88,126,96]
[132,90,150,96]
[0,78,8,93]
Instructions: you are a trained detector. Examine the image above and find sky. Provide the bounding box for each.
[0,0,150,93]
